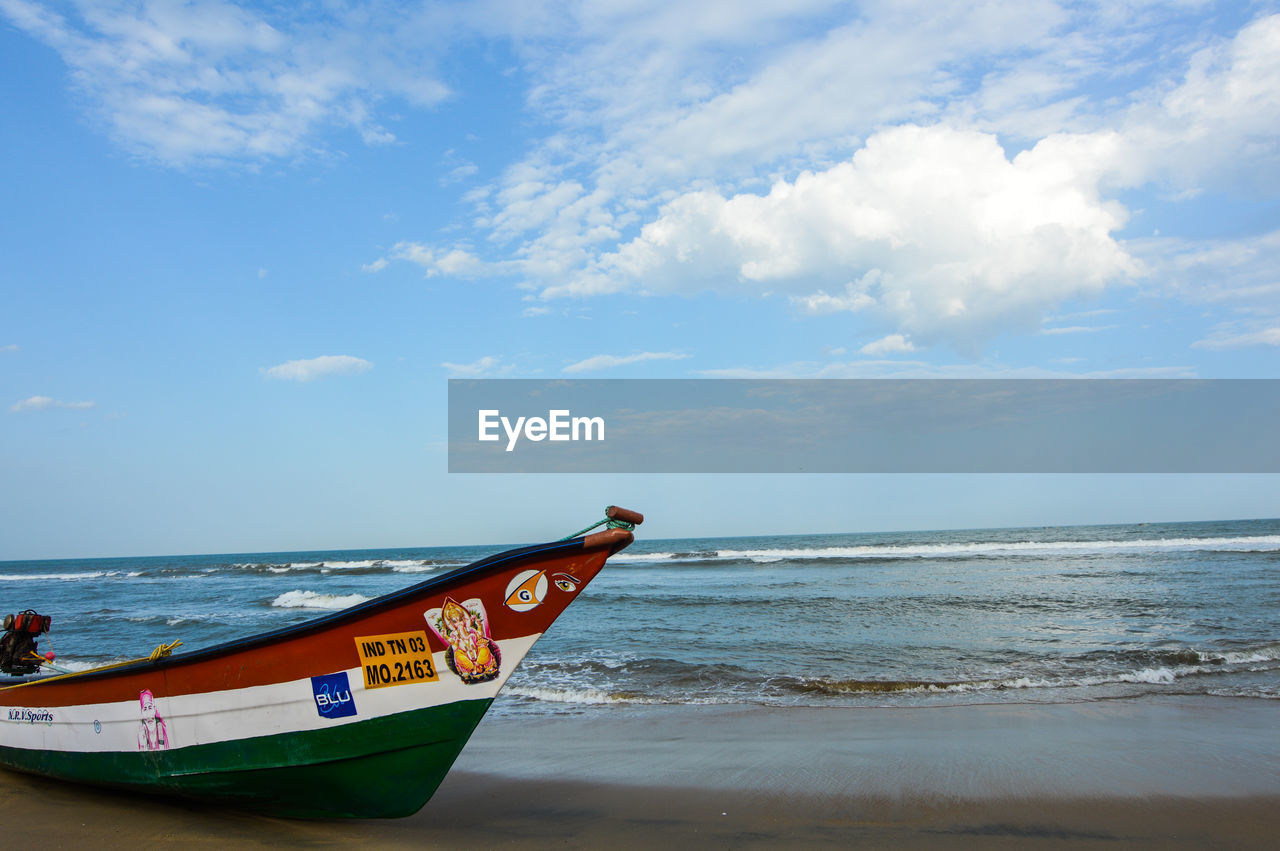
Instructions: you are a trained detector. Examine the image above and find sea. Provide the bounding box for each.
[2,518,1278,716]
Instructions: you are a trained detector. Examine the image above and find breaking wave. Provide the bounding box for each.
[0,570,140,581]
[270,590,370,610]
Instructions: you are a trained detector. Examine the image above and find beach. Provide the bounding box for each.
[2,521,1279,846]
[4,696,1277,848]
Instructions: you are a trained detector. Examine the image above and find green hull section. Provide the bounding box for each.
[0,698,494,818]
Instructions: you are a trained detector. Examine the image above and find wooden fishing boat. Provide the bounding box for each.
[0,507,642,818]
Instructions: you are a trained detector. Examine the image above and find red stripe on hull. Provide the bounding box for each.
[1,530,630,708]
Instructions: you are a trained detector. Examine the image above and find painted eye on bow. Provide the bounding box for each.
[551,573,579,592]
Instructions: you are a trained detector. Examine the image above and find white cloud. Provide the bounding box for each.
[453,7,1278,357]
[1134,229,1280,305]
[1,344,17,352]
[14,1,1279,359]
[1121,14,1280,194]
[441,163,479,186]
[1192,324,1280,350]
[548,124,1137,352]
[859,334,916,356]
[440,356,513,378]
[10,395,95,412]
[362,257,388,273]
[389,242,488,278]
[699,360,1197,379]
[261,355,372,382]
[791,280,876,316]
[0,0,450,165]
[1039,325,1117,335]
[562,351,688,374]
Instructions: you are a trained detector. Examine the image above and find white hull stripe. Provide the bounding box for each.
[0,634,540,754]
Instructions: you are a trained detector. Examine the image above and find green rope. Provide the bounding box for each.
[560,508,636,541]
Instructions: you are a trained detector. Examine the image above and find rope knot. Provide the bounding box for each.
[149,639,183,662]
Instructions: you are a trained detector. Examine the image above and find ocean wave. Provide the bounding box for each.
[608,535,1280,565]
[507,642,1280,707]
[232,559,454,575]
[269,590,371,610]
[0,570,140,582]
[392,563,458,573]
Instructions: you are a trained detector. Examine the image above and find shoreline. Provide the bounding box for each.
[2,695,1278,847]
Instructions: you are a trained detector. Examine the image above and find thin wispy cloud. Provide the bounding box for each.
[699,361,1198,379]
[859,334,917,356]
[1040,325,1118,336]
[261,355,372,382]
[1,344,17,352]
[1192,324,1280,350]
[10,396,95,413]
[0,0,450,166]
[563,352,689,374]
[441,356,513,378]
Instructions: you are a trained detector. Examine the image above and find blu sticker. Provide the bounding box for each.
[311,671,357,719]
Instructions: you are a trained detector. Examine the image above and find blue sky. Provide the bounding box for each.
[2,1,1278,559]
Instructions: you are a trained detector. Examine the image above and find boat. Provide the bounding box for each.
[0,506,643,818]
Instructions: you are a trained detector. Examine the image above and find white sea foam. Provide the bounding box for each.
[45,658,120,673]
[504,685,661,705]
[1200,646,1280,665]
[609,535,1280,564]
[270,590,370,610]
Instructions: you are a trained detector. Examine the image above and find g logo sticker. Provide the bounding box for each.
[504,569,548,612]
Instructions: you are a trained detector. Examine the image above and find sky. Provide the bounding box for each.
[2,0,1279,559]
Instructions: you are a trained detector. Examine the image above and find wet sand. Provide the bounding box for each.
[3,696,1278,848]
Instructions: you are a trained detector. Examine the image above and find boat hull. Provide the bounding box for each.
[0,528,632,817]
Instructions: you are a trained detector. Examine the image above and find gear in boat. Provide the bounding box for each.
[0,610,54,676]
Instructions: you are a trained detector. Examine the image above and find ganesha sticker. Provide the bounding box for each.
[137,688,168,751]
[504,569,548,612]
[424,597,501,684]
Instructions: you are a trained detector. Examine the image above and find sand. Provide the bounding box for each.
[2,696,1277,848]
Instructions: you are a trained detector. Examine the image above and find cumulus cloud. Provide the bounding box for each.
[261,355,372,382]
[10,396,95,412]
[548,124,1137,350]
[562,351,688,373]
